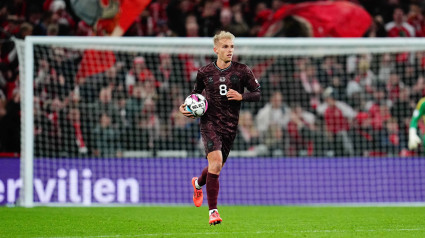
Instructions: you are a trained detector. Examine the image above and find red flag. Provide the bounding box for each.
[258,1,372,37]
[75,50,116,80]
[96,0,151,35]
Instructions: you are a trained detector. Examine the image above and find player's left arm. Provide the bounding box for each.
[229,65,261,102]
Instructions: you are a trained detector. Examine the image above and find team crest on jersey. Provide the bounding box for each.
[208,77,213,84]
[230,74,238,83]
[219,77,226,82]
[230,74,240,90]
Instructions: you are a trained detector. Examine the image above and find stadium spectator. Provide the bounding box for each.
[167,99,199,151]
[391,87,412,130]
[385,7,415,37]
[127,9,155,36]
[346,54,376,103]
[116,92,130,129]
[18,22,33,38]
[377,117,406,156]
[317,56,344,88]
[403,53,421,87]
[229,3,250,36]
[364,15,387,37]
[125,82,146,128]
[198,0,221,36]
[386,72,405,102]
[92,113,122,157]
[61,107,88,156]
[155,53,183,119]
[185,14,200,37]
[282,58,312,109]
[43,98,65,155]
[287,105,317,156]
[135,98,160,150]
[407,2,425,37]
[125,56,157,95]
[166,0,194,36]
[255,91,290,138]
[294,60,322,109]
[0,90,20,153]
[219,7,249,37]
[263,123,285,157]
[317,87,356,156]
[155,53,180,87]
[328,76,347,102]
[366,86,392,131]
[89,87,120,127]
[34,96,51,156]
[257,66,283,104]
[377,53,395,84]
[233,110,261,151]
[178,53,202,88]
[350,111,374,156]
[149,0,169,36]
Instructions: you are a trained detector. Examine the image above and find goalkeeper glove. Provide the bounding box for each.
[408,128,422,150]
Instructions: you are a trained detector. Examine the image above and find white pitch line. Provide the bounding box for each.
[34,228,425,238]
[299,228,424,233]
[35,231,275,238]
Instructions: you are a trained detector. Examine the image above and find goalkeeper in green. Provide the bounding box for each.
[409,98,425,150]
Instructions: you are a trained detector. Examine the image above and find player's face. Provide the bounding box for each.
[214,38,234,63]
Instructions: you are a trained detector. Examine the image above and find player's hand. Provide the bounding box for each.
[408,128,422,150]
[179,104,195,119]
[226,89,242,101]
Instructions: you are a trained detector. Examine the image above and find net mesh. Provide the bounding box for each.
[14,38,425,205]
[27,39,425,158]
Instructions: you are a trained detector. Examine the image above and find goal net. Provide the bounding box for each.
[13,37,425,207]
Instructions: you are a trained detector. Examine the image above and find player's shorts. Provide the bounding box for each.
[201,128,237,163]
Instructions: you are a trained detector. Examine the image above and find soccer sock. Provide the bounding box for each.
[197,166,209,187]
[206,172,219,210]
[194,179,202,190]
[209,209,218,215]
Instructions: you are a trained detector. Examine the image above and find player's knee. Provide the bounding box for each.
[209,161,222,174]
[212,161,222,172]
[208,158,222,173]
[207,152,223,174]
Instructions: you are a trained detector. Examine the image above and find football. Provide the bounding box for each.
[184,94,208,117]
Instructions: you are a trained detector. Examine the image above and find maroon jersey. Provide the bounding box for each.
[191,61,260,135]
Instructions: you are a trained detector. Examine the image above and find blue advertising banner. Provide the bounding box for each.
[1,158,425,205]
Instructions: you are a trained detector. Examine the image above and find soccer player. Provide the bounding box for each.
[179,31,261,225]
[408,98,425,150]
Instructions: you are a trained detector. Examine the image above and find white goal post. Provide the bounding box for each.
[14,37,425,207]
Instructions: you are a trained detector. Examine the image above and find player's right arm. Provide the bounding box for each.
[180,70,206,119]
[408,98,425,149]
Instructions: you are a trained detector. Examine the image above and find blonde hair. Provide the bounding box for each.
[213,31,235,46]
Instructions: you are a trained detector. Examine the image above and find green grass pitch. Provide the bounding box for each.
[1,206,425,237]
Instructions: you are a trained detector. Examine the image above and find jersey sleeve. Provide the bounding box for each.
[191,70,206,94]
[243,65,260,92]
[242,65,261,102]
[410,98,425,129]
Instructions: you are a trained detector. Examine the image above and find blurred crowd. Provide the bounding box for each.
[1,0,425,157]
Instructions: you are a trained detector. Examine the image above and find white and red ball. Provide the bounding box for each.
[185,94,208,117]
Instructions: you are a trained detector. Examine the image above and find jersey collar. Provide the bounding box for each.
[213,61,232,72]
